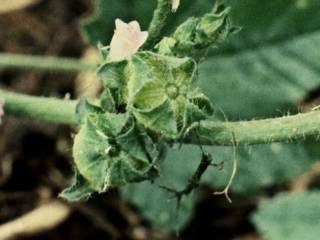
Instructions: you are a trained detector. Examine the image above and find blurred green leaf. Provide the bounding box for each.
[122,183,197,231]
[219,0,320,55]
[122,147,199,230]
[167,143,318,193]
[200,31,320,118]
[252,191,320,240]
[202,0,320,119]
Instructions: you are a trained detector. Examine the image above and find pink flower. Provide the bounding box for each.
[108,19,148,61]
[0,98,4,124]
[172,0,180,12]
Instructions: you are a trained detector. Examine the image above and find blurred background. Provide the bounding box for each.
[1,0,320,239]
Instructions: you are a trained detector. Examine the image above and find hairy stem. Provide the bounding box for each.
[0,53,97,72]
[144,0,172,49]
[185,113,320,145]
[0,89,78,125]
[1,89,320,145]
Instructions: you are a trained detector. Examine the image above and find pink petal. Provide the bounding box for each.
[172,0,180,12]
[115,18,127,30]
[128,21,141,31]
[109,19,148,61]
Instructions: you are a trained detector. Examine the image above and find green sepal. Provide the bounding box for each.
[105,151,158,187]
[91,111,130,137]
[133,99,178,138]
[156,4,238,61]
[116,120,150,162]
[97,42,110,61]
[59,168,95,201]
[188,91,214,116]
[75,98,103,124]
[73,115,110,191]
[154,37,177,57]
[196,5,232,44]
[126,52,213,138]
[100,88,116,112]
[143,131,167,164]
[72,112,160,194]
[97,60,127,107]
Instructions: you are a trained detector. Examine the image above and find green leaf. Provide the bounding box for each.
[121,149,196,232]
[122,182,197,231]
[252,191,320,240]
[59,169,95,201]
[202,0,320,119]
[200,31,320,118]
[219,0,320,55]
[122,145,201,230]
[213,142,317,193]
[165,143,318,193]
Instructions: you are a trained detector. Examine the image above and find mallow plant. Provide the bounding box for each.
[1,0,320,234]
[59,1,237,201]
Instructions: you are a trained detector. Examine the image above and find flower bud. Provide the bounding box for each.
[109,19,148,61]
[172,0,180,12]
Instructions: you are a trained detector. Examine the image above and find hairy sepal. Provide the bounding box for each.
[61,112,161,200]
[156,4,239,61]
[98,51,213,139]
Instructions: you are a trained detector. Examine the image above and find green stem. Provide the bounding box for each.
[185,112,320,146]
[144,0,172,49]
[1,89,320,145]
[0,53,97,72]
[0,89,78,125]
